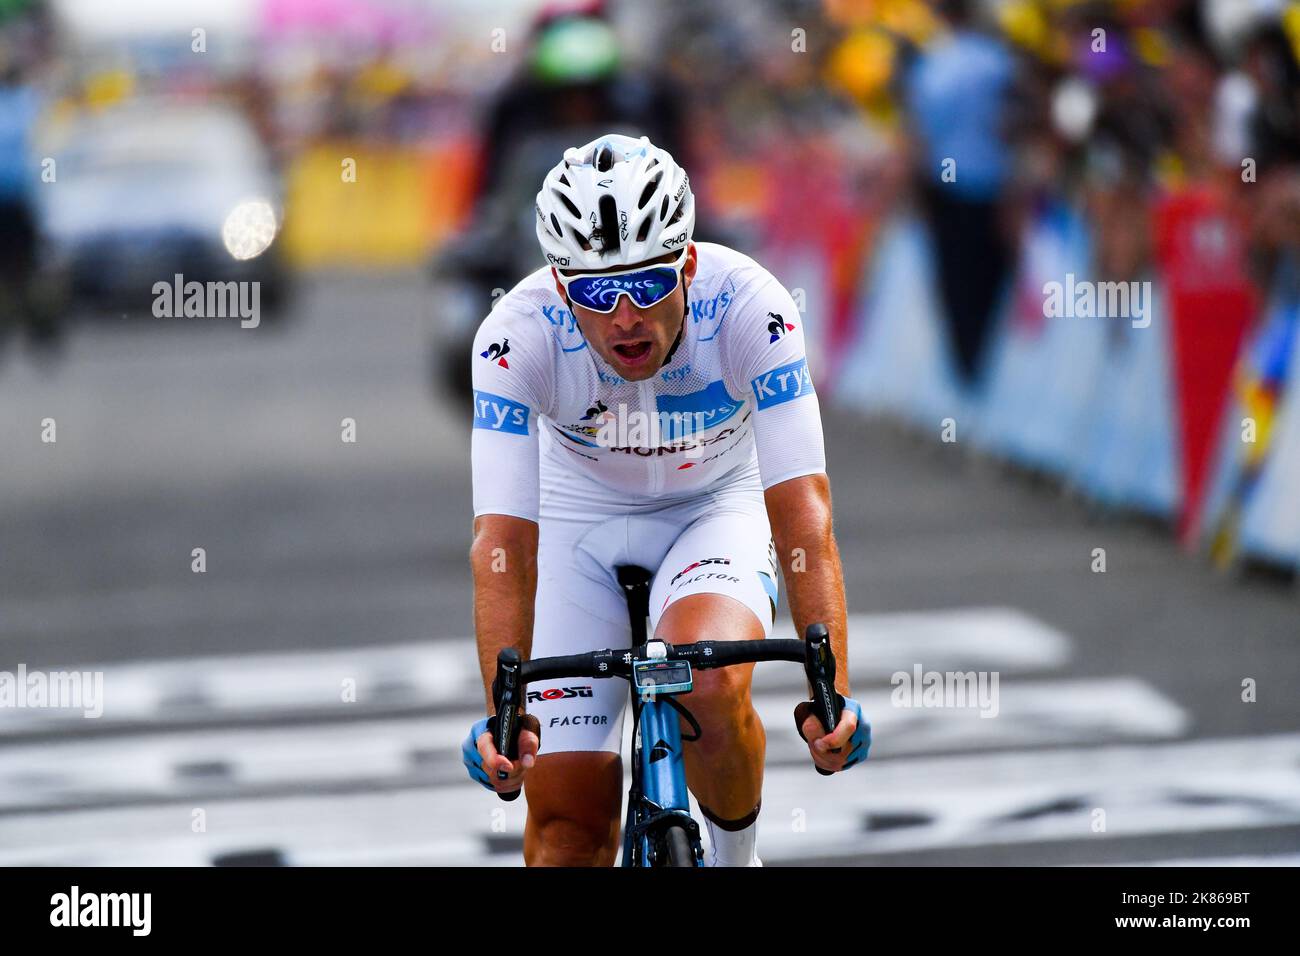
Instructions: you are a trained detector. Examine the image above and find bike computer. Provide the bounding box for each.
[633,659,693,698]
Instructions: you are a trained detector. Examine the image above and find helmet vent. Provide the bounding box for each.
[636,216,652,243]
[558,173,570,187]
[659,194,670,219]
[638,171,663,210]
[550,213,562,237]
[595,145,615,172]
[557,191,581,220]
[597,194,620,256]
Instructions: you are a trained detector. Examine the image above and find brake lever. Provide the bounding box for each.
[803,623,842,776]
[492,648,524,802]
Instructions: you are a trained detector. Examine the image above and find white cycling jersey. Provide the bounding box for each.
[470,242,826,516]
[470,241,827,754]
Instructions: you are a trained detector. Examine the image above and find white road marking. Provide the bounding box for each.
[0,677,1185,811]
[0,608,1071,734]
[0,608,1266,868]
[1,733,1297,867]
[753,732,1300,861]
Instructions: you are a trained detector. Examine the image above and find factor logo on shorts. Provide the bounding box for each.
[549,714,609,727]
[670,557,731,587]
[526,685,594,703]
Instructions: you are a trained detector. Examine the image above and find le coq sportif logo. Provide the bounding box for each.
[480,338,510,368]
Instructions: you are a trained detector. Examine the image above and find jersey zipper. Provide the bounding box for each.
[639,377,663,495]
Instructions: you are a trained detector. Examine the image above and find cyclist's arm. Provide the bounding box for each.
[469,302,550,711]
[723,273,849,695]
[470,514,538,713]
[765,474,850,697]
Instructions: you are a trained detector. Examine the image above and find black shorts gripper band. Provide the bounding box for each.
[698,800,761,832]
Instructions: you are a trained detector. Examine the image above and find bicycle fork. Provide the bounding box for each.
[616,565,704,866]
[622,695,703,866]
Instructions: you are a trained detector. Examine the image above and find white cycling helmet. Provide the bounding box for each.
[535,132,694,271]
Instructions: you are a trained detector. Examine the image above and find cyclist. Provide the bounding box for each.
[464,133,869,866]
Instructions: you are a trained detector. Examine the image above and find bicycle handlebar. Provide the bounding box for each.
[491,647,524,802]
[803,623,841,776]
[488,625,844,800]
[517,638,805,684]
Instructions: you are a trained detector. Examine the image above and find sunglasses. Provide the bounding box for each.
[555,247,687,314]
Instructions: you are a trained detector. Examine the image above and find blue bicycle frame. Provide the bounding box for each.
[621,683,703,866]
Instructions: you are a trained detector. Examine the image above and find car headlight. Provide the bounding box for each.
[222,199,278,261]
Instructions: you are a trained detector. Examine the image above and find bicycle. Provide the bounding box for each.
[488,564,845,867]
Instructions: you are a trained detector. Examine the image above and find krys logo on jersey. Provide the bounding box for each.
[586,405,710,457]
[539,304,586,353]
[689,284,735,341]
[751,357,815,410]
[473,390,529,435]
[582,379,743,453]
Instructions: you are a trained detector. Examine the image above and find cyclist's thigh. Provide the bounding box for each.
[647,501,779,637]
[528,513,632,755]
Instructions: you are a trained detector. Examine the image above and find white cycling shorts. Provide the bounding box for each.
[526,458,779,754]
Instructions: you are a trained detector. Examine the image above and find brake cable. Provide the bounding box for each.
[663,696,702,742]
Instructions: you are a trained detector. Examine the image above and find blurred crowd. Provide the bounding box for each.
[638,0,1300,391]
[3,0,1299,564]
[4,0,1297,284]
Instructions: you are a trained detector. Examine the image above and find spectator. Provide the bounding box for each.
[903,0,1017,390]
[0,41,50,351]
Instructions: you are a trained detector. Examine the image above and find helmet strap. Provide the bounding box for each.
[658,303,686,369]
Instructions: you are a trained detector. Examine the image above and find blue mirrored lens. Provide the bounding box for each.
[566,267,678,312]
